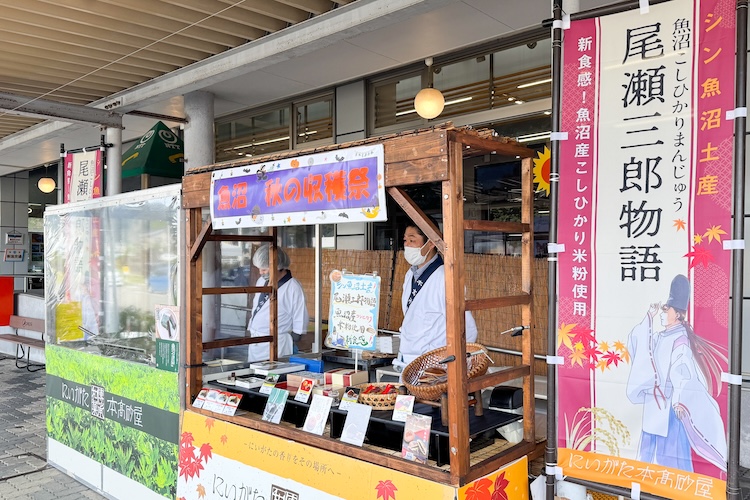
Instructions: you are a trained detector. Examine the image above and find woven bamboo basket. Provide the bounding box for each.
[402,343,490,401]
[356,382,402,410]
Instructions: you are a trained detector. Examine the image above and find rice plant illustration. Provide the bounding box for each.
[565,407,630,456]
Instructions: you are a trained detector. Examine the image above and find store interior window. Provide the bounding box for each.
[215,94,334,163]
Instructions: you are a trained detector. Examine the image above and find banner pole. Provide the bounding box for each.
[546,0,564,498]
[727,1,748,499]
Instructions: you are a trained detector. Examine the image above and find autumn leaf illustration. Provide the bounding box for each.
[673,219,686,231]
[375,479,398,500]
[596,359,608,372]
[180,432,195,448]
[619,348,631,363]
[464,477,492,500]
[491,471,510,500]
[583,344,602,364]
[571,326,595,347]
[603,350,621,367]
[197,484,207,499]
[598,341,610,353]
[220,434,228,445]
[569,349,586,367]
[693,233,703,245]
[205,417,215,432]
[558,323,576,350]
[199,443,213,464]
[613,340,626,352]
[704,225,727,244]
[684,246,715,269]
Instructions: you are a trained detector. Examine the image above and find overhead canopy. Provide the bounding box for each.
[121,121,184,179]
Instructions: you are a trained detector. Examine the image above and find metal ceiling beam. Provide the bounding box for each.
[0,92,122,128]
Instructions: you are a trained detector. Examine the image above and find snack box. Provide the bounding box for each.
[312,384,343,397]
[324,368,369,387]
[286,371,326,389]
[289,355,324,373]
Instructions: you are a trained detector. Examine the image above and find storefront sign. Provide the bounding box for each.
[178,410,528,500]
[64,148,103,203]
[326,271,380,351]
[210,144,387,228]
[557,1,733,498]
[3,248,24,262]
[5,232,22,244]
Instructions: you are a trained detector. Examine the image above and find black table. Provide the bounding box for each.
[330,402,520,466]
[214,382,521,466]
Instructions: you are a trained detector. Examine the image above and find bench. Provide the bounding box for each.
[0,315,45,371]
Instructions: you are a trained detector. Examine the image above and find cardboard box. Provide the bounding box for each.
[324,368,369,387]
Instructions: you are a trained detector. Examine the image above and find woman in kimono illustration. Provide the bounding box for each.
[626,274,727,472]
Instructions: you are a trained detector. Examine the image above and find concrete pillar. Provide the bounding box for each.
[184,91,215,171]
[184,91,218,342]
[105,127,122,196]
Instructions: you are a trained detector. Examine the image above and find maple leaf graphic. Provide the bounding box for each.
[613,340,627,353]
[199,443,213,464]
[557,323,576,350]
[491,471,510,500]
[464,477,492,500]
[703,225,727,244]
[205,418,215,432]
[220,434,228,445]
[598,341,610,353]
[197,484,207,499]
[569,349,586,367]
[375,480,398,500]
[596,359,608,372]
[583,344,602,364]
[573,341,584,352]
[571,326,595,347]
[673,219,686,231]
[603,350,621,367]
[693,233,703,245]
[180,432,195,448]
[684,246,715,269]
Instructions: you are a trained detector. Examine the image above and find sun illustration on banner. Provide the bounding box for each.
[532,146,551,196]
[557,323,629,371]
[375,479,398,500]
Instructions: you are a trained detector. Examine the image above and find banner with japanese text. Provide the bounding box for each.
[557,1,734,498]
[210,144,387,229]
[64,148,103,203]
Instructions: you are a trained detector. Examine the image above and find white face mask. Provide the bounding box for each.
[404,242,429,266]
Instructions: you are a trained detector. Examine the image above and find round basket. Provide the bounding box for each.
[402,343,490,401]
[356,382,402,410]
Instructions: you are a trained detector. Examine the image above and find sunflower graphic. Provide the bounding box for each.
[533,146,551,196]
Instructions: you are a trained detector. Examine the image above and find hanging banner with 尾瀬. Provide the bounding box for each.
[210,144,387,229]
[325,270,380,351]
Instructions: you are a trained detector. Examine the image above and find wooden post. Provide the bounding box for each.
[520,157,536,444]
[444,136,470,484]
[185,207,204,402]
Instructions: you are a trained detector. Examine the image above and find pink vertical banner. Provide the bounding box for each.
[64,148,103,203]
[557,1,734,498]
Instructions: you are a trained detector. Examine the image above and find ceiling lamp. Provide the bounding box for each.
[414,58,444,120]
[38,164,56,193]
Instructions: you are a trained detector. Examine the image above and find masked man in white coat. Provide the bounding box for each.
[247,245,309,362]
[395,219,478,368]
[626,274,727,473]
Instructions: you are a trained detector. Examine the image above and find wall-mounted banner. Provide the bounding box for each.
[210,144,387,228]
[64,148,103,203]
[557,1,733,498]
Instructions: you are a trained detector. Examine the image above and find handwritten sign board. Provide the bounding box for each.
[210,144,387,229]
[325,271,380,351]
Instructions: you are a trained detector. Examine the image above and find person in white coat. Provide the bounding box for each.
[626,274,727,473]
[247,245,309,362]
[395,219,478,368]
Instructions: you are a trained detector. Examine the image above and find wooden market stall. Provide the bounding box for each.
[180,123,537,487]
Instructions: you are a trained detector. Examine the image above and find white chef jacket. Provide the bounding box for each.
[247,273,309,362]
[397,254,478,365]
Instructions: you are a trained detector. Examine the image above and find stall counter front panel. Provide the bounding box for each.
[178,410,528,500]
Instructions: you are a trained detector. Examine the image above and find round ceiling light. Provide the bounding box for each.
[38,177,56,194]
[414,87,445,120]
